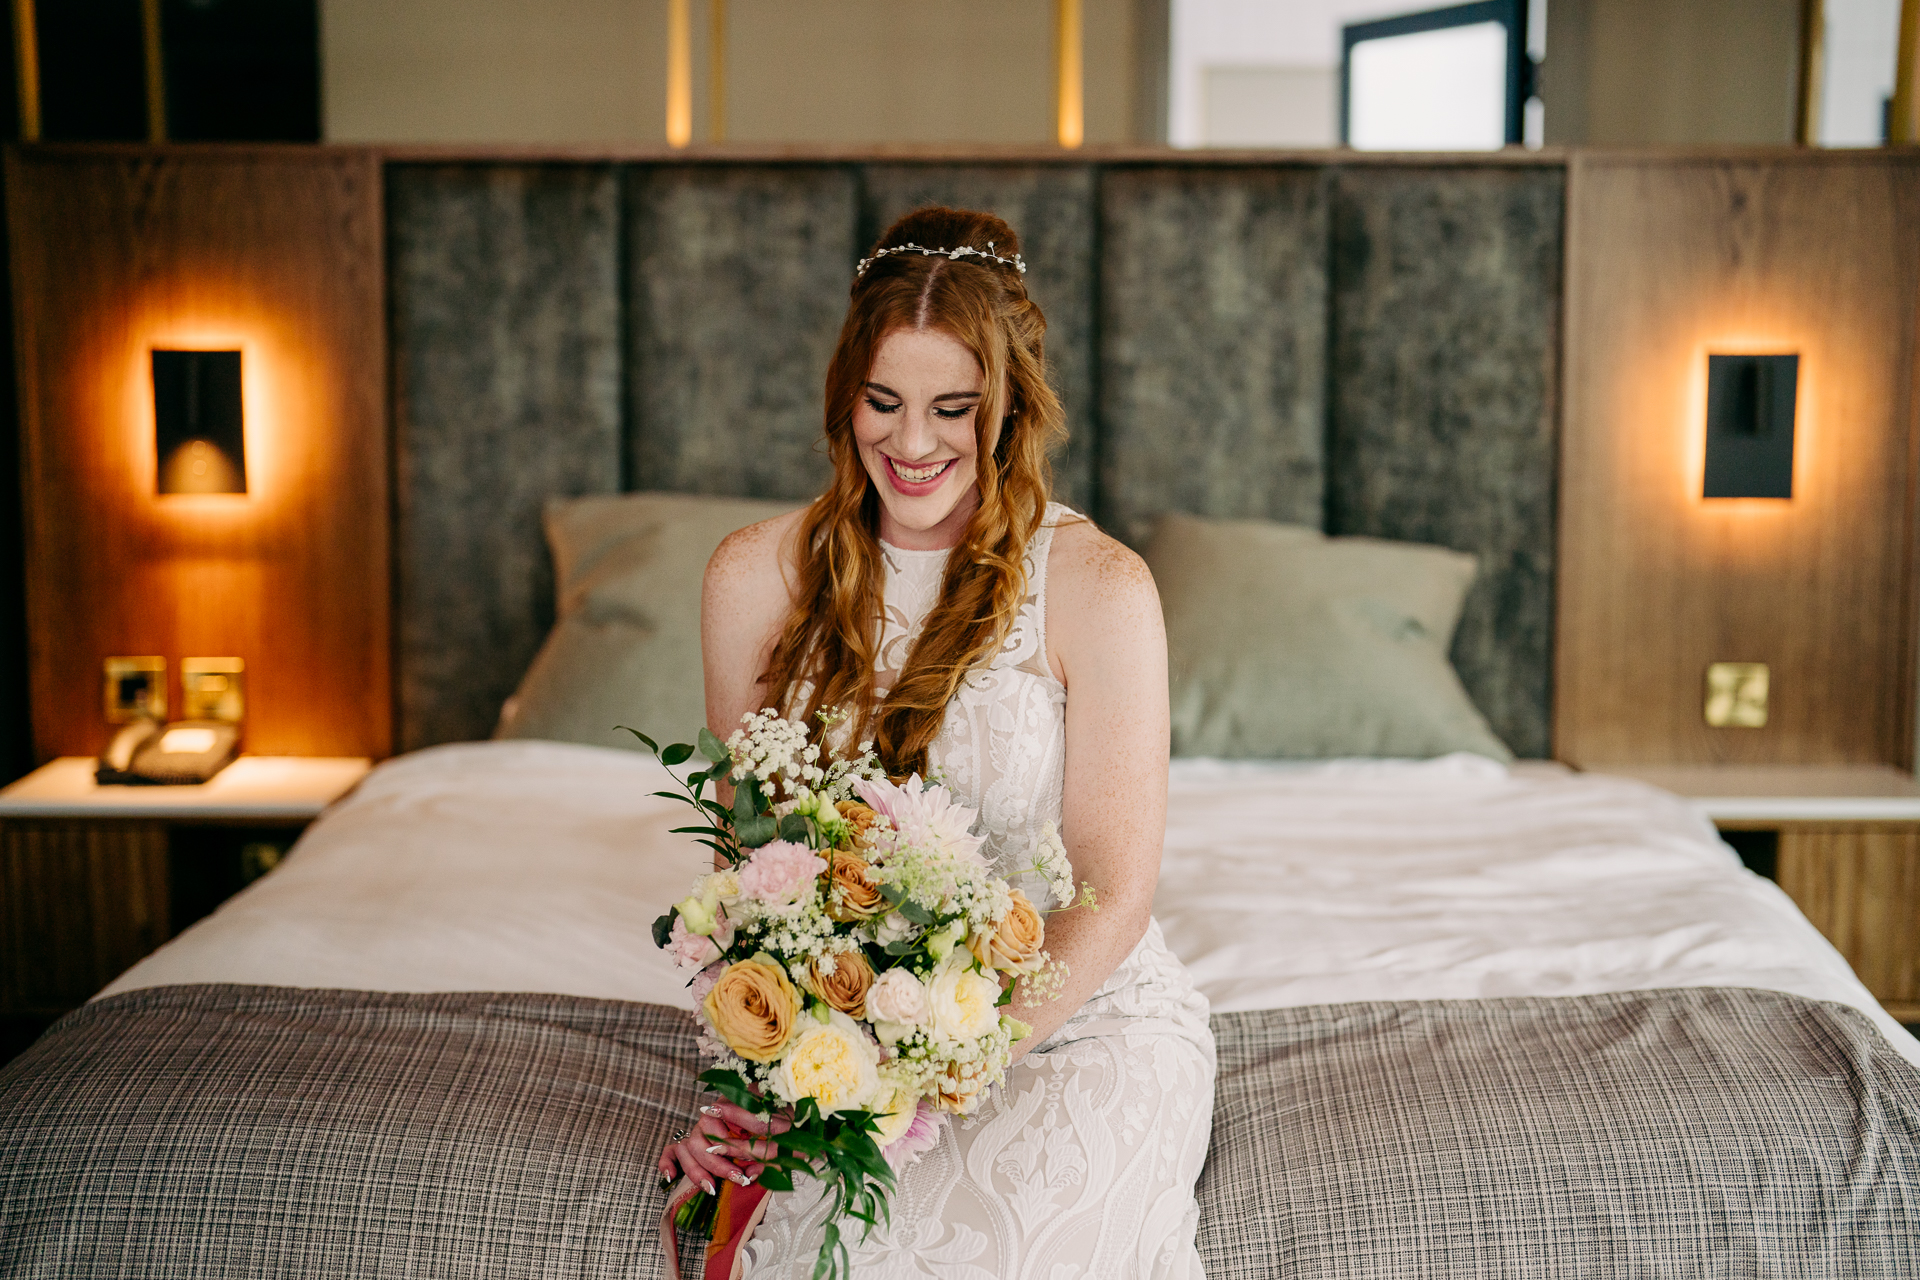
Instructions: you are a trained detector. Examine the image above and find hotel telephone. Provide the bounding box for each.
[96,718,240,785]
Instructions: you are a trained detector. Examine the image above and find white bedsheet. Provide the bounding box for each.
[103,741,1920,1067]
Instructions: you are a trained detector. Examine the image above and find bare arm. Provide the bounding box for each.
[1006,520,1169,1058]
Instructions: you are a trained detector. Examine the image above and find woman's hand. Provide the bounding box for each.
[656,1099,792,1193]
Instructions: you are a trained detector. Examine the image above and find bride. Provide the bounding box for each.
[658,206,1216,1278]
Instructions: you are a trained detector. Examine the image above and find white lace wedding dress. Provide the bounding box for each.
[740,504,1218,1280]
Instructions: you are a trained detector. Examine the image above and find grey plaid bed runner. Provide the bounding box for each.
[2,984,1915,1277]
[1198,988,1920,1277]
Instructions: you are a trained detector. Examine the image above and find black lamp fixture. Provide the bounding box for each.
[1703,353,1797,499]
[153,349,246,494]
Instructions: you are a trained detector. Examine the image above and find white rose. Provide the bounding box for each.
[925,960,1002,1043]
[869,1084,919,1148]
[865,967,929,1027]
[872,911,913,945]
[766,1008,882,1116]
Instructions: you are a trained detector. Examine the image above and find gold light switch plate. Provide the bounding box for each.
[181,656,245,722]
[1705,662,1768,728]
[103,656,166,722]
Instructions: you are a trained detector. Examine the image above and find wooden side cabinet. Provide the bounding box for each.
[0,757,371,1053]
[1772,823,1919,1024]
[1609,765,1920,1027]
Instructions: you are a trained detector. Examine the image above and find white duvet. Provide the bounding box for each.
[104,740,1920,1067]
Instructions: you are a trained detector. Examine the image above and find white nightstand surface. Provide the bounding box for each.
[0,756,373,820]
[1597,764,1920,822]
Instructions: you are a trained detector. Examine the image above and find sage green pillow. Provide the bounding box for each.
[1144,512,1512,761]
[495,492,803,751]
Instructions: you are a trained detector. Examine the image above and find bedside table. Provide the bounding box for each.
[1605,764,1920,1026]
[0,756,372,1045]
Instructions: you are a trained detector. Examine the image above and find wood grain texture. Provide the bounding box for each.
[5,148,389,760]
[1098,166,1327,547]
[626,165,857,500]
[1326,167,1565,759]
[1776,823,1920,1008]
[389,164,623,750]
[0,820,168,1013]
[861,165,1099,514]
[1556,153,1920,767]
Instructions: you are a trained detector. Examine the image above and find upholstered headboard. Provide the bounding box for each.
[388,156,1563,756]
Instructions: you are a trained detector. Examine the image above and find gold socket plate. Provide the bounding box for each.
[1705,662,1768,728]
[181,656,245,723]
[103,656,166,722]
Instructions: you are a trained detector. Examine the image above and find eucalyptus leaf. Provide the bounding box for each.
[896,898,935,926]
[698,727,728,764]
[778,813,813,844]
[882,939,917,956]
[651,910,677,949]
[737,814,778,847]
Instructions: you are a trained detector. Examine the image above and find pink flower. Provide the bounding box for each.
[667,914,721,971]
[854,776,986,866]
[688,961,725,1004]
[737,840,828,908]
[882,1099,945,1170]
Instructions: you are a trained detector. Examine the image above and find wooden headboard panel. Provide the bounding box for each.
[388,156,1564,756]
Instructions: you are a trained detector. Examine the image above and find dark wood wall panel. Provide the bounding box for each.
[389,164,623,750]
[1557,155,1920,767]
[861,165,1099,515]
[1326,167,1565,759]
[626,165,856,500]
[7,148,389,759]
[1098,167,1327,547]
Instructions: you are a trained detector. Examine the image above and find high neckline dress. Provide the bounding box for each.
[740,503,1218,1280]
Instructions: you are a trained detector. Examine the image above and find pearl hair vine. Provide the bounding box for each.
[854,241,1028,279]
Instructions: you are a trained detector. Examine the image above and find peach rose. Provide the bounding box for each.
[797,949,874,1018]
[932,1056,996,1115]
[824,849,886,922]
[702,958,800,1063]
[834,801,881,848]
[969,888,1046,975]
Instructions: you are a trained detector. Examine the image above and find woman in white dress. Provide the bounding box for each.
[658,206,1216,1279]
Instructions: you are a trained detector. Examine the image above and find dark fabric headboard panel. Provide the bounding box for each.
[388,158,1563,757]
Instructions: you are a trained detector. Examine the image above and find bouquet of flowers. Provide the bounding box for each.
[633,709,1092,1280]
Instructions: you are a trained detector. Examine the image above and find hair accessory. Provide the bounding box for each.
[855,241,1027,278]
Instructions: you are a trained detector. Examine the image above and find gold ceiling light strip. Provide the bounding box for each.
[666,0,692,148]
[1055,0,1083,149]
[708,0,727,143]
[11,0,38,141]
[1894,0,1920,144]
[141,0,167,142]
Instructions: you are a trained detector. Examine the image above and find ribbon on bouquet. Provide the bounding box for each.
[661,1177,772,1280]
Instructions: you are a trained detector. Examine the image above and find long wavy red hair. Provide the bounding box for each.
[761,206,1067,775]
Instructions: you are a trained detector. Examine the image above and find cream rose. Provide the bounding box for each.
[969,888,1046,975]
[702,957,800,1063]
[797,949,874,1018]
[824,850,886,923]
[865,966,930,1028]
[868,1084,919,1147]
[767,1008,881,1115]
[926,960,1003,1043]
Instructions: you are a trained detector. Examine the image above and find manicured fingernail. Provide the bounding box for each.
[730,1172,748,1185]
[701,1180,715,1194]
[699,1105,721,1115]
[706,1144,727,1154]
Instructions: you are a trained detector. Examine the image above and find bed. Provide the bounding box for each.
[3,740,1915,1277]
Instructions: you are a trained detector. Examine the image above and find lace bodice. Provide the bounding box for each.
[874,503,1073,894]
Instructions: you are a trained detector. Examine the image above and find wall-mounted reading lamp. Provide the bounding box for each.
[1703,353,1797,499]
[153,349,246,494]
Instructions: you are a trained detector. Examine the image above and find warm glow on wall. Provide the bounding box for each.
[1675,334,1815,518]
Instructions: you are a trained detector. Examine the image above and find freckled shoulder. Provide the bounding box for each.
[1044,516,1159,615]
[706,507,808,605]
